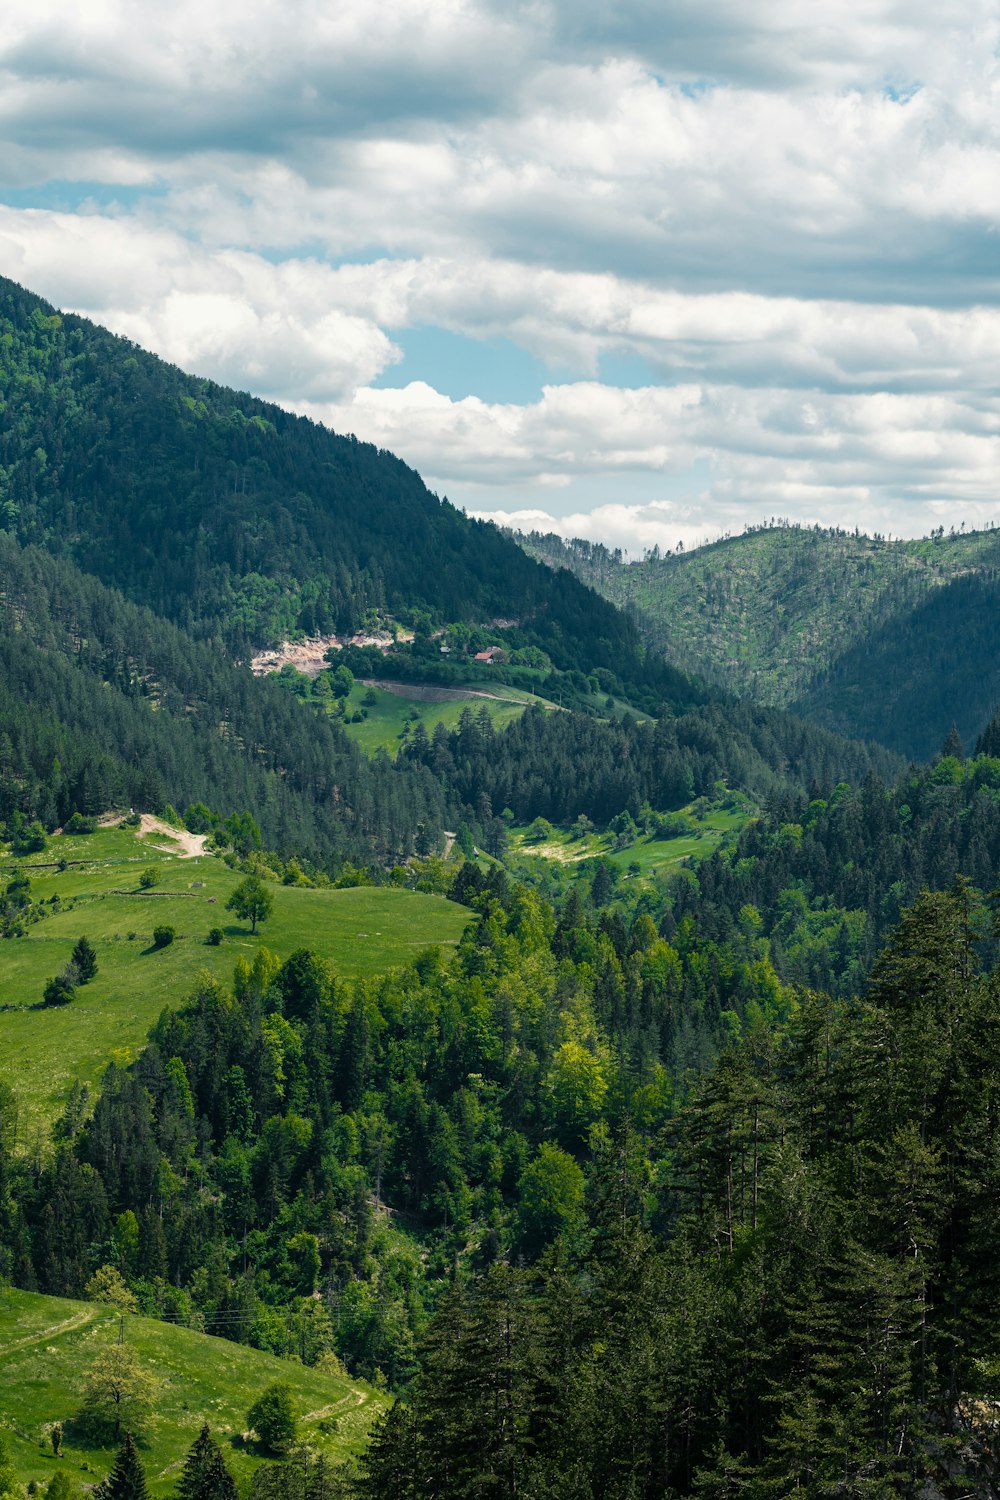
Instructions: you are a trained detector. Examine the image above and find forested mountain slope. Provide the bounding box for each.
[0,276,692,712]
[790,568,1000,759]
[0,532,451,865]
[522,525,1000,759]
[7,767,1000,1494]
[356,887,1000,1499]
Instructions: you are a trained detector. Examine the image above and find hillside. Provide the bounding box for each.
[521,525,1000,758]
[0,820,471,1132]
[0,276,695,712]
[0,529,459,867]
[0,1288,385,1495]
[0,522,897,890]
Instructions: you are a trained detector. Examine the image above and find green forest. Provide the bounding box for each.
[521,525,1000,760]
[3,278,1000,1498]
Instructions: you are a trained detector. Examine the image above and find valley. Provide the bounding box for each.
[0,276,999,1498]
[522,525,1000,759]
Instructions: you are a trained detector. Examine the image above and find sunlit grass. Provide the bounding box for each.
[0,825,471,1133]
[0,1288,387,1496]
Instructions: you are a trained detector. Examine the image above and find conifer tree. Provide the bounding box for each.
[71,935,98,983]
[177,1424,237,1500]
[95,1432,149,1500]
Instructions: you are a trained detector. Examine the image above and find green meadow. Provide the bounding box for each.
[510,803,751,879]
[335,678,545,756]
[0,824,472,1134]
[0,1288,386,1495]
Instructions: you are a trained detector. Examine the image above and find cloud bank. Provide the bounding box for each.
[1,0,998,542]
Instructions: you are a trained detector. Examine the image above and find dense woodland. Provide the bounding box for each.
[6,815,1000,1494]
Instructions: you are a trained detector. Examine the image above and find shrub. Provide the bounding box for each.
[43,975,75,1007]
[64,812,97,834]
[206,927,224,946]
[11,819,47,855]
[138,867,157,890]
[247,1382,297,1453]
[151,925,175,948]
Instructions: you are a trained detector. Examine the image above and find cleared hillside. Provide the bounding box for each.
[0,822,471,1132]
[0,1288,385,1495]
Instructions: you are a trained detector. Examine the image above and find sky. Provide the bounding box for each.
[1,1,999,553]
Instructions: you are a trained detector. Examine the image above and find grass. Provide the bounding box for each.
[510,803,752,879]
[0,1287,388,1495]
[334,679,545,756]
[0,824,472,1135]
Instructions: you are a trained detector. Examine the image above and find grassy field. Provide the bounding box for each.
[335,678,546,756]
[0,824,472,1135]
[0,1288,387,1495]
[510,803,751,878]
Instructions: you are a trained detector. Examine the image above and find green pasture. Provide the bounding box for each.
[511,803,751,878]
[0,825,471,1134]
[0,1288,386,1496]
[335,679,543,756]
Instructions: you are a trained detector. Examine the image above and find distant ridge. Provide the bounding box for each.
[520,524,1000,760]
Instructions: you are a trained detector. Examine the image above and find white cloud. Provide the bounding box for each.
[1,1,1000,546]
[12,203,997,396]
[302,379,1000,540]
[0,208,398,399]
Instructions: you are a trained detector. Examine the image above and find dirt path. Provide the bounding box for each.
[360,679,544,707]
[0,1306,99,1357]
[302,1388,371,1421]
[139,815,209,859]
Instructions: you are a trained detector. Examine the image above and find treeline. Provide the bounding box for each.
[401,699,899,827]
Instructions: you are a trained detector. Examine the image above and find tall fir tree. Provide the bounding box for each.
[95,1433,149,1500]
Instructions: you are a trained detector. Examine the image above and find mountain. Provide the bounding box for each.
[0,277,902,857]
[7,279,1000,1500]
[0,523,898,876]
[0,275,693,712]
[520,525,1000,759]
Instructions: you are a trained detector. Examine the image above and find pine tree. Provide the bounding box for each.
[177,1423,237,1499]
[354,1402,418,1500]
[95,1432,149,1500]
[71,935,98,983]
[940,723,964,760]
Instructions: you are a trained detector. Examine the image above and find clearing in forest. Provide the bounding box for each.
[0,822,471,1134]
